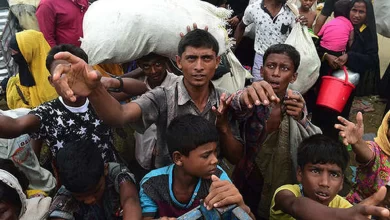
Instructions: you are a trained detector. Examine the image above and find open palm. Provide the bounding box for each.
[335,112,364,146]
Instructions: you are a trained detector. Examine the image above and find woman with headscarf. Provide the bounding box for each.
[335,110,390,204]
[311,0,380,140]
[6,30,58,109]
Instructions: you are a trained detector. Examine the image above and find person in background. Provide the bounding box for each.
[7,30,58,109]
[226,0,250,28]
[36,0,88,47]
[298,0,317,30]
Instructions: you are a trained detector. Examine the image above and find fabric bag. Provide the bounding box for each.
[81,0,232,65]
[285,2,320,94]
[373,0,390,37]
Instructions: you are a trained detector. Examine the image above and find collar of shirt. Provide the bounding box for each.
[176,79,218,107]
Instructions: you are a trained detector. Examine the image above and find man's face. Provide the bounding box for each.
[0,202,19,220]
[137,57,167,86]
[176,46,220,89]
[261,53,297,97]
[297,163,344,206]
[72,175,106,205]
[180,142,219,179]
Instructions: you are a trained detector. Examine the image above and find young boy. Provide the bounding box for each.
[299,0,317,30]
[0,44,146,164]
[49,139,141,219]
[270,134,352,219]
[139,114,253,219]
[230,43,309,219]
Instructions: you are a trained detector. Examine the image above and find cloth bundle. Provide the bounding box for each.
[81,0,232,65]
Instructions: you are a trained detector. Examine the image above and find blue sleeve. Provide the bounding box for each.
[139,179,158,217]
[217,165,231,182]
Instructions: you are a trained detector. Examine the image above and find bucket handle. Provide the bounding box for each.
[342,66,349,84]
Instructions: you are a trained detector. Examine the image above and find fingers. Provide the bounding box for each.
[357,205,389,218]
[58,74,76,102]
[54,52,83,65]
[52,63,71,81]
[362,186,387,206]
[356,112,364,129]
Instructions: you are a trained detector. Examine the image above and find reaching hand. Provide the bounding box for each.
[284,89,305,120]
[180,23,209,38]
[335,112,364,146]
[335,54,348,67]
[212,93,234,131]
[204,175,245,211]
[52,52,102,102]
[239,81,279,108]
[296,15,308,26]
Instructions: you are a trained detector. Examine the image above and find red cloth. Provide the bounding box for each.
[36,0,89,47]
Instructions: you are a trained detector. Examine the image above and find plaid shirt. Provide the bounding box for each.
[132,79,242,168]
[230,90,308,189]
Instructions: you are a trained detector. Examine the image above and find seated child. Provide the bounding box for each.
[336,111,390,204]
[318,0,354,58]
[139,114,253,219]
[270,134,352,219]
[49,139,141,219]
[298,0,317,30]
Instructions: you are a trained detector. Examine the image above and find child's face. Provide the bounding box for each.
[297,163,343,206]
[0,201,19,220]
[261,53,297,98]
[72,175,106,205]
[300,0,315,11]
[180,142,219,179]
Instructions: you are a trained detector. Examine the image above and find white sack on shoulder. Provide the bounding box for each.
[374,0,390,38]
[286,23,320,94]
[81,0,232,65]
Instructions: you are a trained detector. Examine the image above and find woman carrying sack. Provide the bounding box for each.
[311,0,379,140]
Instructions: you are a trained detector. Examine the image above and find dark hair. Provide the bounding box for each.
[263,44,300,72]
[137,53,167,62]
[56,139,104,193]
[0,159,30,216]
[178,29,219,56]
[166,114,219,157]
[334,0,352,17]
[298,134,350,173]
[46,44,89,72]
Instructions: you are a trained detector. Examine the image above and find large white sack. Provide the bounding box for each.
[285,23,320,94]
[374,0,390,38]
[81,0,232,65]
[212,49,252,94]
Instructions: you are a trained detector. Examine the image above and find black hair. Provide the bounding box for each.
[137,53,167,62]
[0,159,30,216]
[166,114,219,157]
[334,0,352,18]
[298,134,350,173]
[263,44,300,72]
[56,139,104,193]
[46,44,89,72]
[178,29,219,56]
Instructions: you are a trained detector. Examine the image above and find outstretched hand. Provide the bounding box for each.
[239,81,279,108]
[353,186,390,220]
[212,93,234,130]
[335,112,364,146]
[52,52,102,102]
[284,89,305,120]
[180,23,209,37]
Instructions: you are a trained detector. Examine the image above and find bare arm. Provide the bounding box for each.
[314,14,327,35]
[122,67,144,79]
[120,181,142,220]
[0,114,40,139]
[89,84,143,127]
[31,139,43,160]
[101,76,147,101]
[233,21,247,47]
[335,112,373,164]
[274,188,389,220]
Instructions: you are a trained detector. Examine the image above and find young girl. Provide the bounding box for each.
[335,111,390,204]
[317,0,354,57]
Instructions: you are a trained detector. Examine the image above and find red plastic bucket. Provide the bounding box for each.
[316,66,355,113]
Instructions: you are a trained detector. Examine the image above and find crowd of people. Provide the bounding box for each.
[0,0,388,219]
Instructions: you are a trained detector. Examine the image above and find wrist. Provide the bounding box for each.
[108,76,123,93]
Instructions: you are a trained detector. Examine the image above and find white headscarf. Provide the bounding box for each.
[0,169,27,218]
